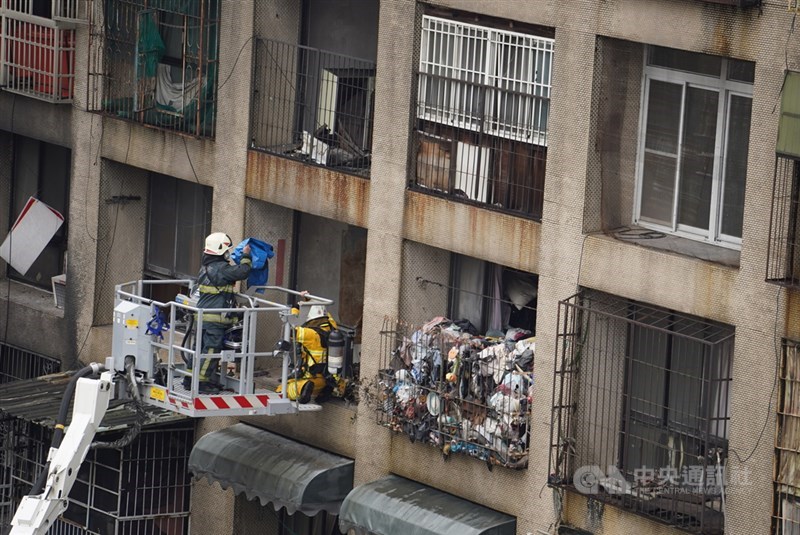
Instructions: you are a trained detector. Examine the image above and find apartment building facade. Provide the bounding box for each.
[0,0,797,534]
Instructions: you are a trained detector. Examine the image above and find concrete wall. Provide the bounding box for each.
[2,0,795,534]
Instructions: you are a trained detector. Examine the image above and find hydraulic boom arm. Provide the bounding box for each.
[10,370,114,534]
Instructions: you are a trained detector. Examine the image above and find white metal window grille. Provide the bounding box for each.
[0,1,78,102]
[635,46,754,248]
[418,15,553,145]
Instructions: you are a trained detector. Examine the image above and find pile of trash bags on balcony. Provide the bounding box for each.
[376,316,534,470]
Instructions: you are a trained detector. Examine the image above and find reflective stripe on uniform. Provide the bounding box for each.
[195,313,238,324]
[198,284,235,294]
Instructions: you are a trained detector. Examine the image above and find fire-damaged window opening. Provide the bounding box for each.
[774,340,800,535]
[88,0,221,138]
[411,13,553,220]
[550,290,734,535]
[635,45,753,248]
[0,419,194,534]
[250,39,376,177]
[8,135,70,289]
[374,257,536,470]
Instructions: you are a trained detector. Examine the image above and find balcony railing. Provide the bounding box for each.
[250,38,375,178]
[0,10,76,103]
[767,156,800,288]
[88,0,220,138]
[372,318,533,470]
[412,73,547,220]
[550,291,734,535]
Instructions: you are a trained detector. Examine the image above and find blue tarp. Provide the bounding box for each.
[231,238,274,293]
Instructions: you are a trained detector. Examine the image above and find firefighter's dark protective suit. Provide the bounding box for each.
[189,251,251,389]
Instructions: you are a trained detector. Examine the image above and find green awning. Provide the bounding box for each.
[777,71,800,158]
[189,423,353,515]
[338,475,516,535]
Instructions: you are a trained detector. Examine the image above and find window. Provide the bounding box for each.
[622,307,732,478]
[8,136,70,288]
[550,291,734,533]
[449,254,537,335]
[91,0,220,137]
[636,46,754,247]
[146,174,211,279]
[413,15,553,219]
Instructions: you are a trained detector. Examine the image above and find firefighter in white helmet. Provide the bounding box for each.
[185,232,251,393]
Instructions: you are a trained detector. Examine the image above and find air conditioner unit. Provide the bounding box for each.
[51,273,66,308]
[317,67,375,154]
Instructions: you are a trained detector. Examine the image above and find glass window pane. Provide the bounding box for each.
[678,87,719,231]
[147,175,177,273]
[640,152,677,226]
[629,324,668,419]
[649,45,722,77]
[667,337,705,432]
[644,80,682,154]
[721,95,752,238]
[174,180,211,277]
[727,59,755,83]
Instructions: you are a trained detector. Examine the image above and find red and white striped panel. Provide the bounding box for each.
[193,394,270,411]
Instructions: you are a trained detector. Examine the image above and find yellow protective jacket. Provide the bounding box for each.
[295,314,338,372]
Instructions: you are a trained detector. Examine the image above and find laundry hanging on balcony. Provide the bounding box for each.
[104,0,219,135]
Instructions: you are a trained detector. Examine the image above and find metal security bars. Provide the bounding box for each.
[0,419,193,533]
[0,343,60,384]
[250,38,376,177]
[0,3,77,102]
[374,318,533,470]
[767,156,800,287]
[550,291,734,535]
[412,15,552,220]
[774,340,800,534]
[88,0,220,138]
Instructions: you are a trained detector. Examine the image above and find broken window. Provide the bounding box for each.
[449,254,537,336]
[8,135,70,288]
[250,39,376,176]
[145,173,211,279]
[90,0,221,137]
[636,46,753,248]
[413,14,552,219]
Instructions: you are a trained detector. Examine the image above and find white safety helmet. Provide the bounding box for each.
[306,305,327,321]
[204,232,234,256]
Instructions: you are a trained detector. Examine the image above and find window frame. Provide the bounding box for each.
[448,254,537,335]
[634,47,753,249]
[620,308,731,478]
[8,136,70,289]
[144,174,212,280]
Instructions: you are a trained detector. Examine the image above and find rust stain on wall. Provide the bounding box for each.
[403,190,541,274]
[785,289,800,341]
[246,150,369,228]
